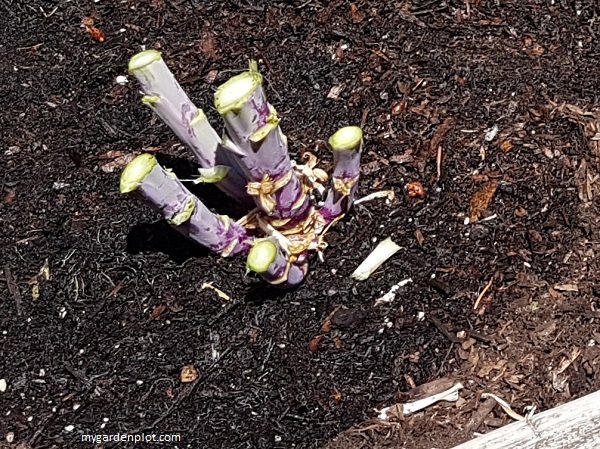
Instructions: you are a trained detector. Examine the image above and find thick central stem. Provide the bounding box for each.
[215,63,311,226]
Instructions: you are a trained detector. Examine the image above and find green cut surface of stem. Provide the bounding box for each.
[329,126,363,151]
[247,240,278,274]
[120,153,158,194]
[128,50,162,72]
[215,70,263,115]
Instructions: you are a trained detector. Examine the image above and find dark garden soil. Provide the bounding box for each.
[2,1,600,448]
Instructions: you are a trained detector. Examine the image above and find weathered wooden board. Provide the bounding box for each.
[451,389,600,449]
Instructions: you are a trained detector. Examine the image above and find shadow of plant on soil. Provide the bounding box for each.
[126,221,299,301]
[126,220,209,264]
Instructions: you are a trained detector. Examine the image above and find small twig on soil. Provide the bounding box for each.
[208,301,242,326]
[88,280,125,320]
[435,344,455,378]
[40,6,58,18]
[473,276,494,310]
[260,339,275,372]
[429,315,461,343]
[295,0,317,9]
[4,265,22,315]
[16,43,44,51]
[63,362,89,385]
[361,108,369,128]
[436,145,443,181]
[464,397,498,433]
[481,392,527,422]
[466,328,493,344]
[28,413,57,446]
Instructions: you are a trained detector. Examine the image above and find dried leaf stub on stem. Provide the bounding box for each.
[121,51,389,288]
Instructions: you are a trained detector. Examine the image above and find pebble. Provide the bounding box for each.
[0,379,6,393]
[52,182,70,191]
[484,124,499,142]
[5,146,21,156]
[6,432,14,443]
[64,425,75,432]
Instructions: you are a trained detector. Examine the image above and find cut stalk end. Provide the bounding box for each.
[120,153,158,194]
[329,126,363,151]
[247,239,278,273]
[215,70,263,115]
[128,50,162,73]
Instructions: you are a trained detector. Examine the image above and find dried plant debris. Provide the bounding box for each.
[468,180,498,223]
[375,278,413,305]
[480,392,533,422]
[180,365,198,383]
[351,238,401,281]
[376,382,464,420]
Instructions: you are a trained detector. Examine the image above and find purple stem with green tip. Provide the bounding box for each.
[248,242,308,288]
[128,50,251,205]
[215,65,310,223]
[121,154,252,256]
[319,127,363,224]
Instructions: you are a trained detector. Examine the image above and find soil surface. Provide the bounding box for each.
[2,1,600,448]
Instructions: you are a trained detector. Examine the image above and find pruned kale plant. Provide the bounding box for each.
[121,51,365,288]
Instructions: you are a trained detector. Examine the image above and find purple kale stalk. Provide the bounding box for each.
[120,154,251,257]
[121,51,368,288]
[128,51,251,206]
[214,62,312,228]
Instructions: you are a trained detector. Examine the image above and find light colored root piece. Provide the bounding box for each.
[481,392,530,422]
[354,190,395,205]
